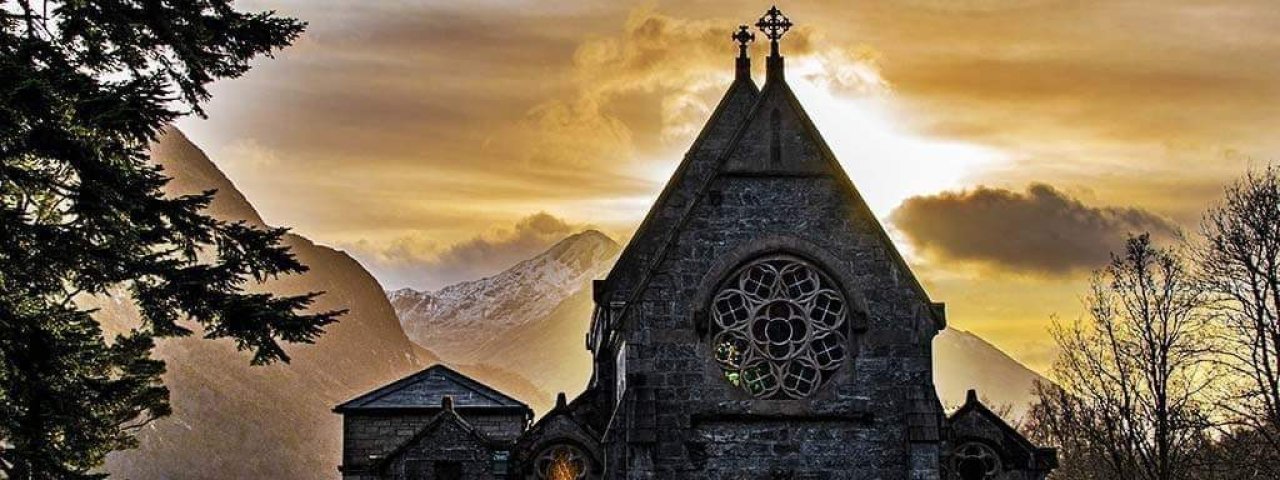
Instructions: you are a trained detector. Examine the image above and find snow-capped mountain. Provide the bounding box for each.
[391,230,1050,418]
[391,230,620,363]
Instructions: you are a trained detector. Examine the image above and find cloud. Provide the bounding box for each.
[346,212,587,290]
[521,8,879,165]
[890,184,1180,275]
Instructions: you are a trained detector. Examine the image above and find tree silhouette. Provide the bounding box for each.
[1031,235,1216,480]
[0,2,338,478]
[1199,165,1280,452]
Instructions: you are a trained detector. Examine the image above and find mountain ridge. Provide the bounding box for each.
[392,230,620,363]
[390,229,1050,419]
[97,128,427,479]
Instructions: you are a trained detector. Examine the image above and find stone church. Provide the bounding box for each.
[337,7,1057,480]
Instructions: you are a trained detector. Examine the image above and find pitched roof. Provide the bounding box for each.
[604,55,943,333]
[373,407,497,472]
[950,389,1059,470]
[334,364,530,413]
[950,389,1039,452]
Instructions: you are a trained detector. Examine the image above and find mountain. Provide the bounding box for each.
[94,128,429,480]
[392,232,1049,419]
[391,231,618,413]
[934,328,1049,418]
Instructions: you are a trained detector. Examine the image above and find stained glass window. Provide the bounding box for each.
[710,257,849,399]
[534,444,588,480]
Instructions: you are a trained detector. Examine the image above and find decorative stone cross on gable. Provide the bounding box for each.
[755,6,793,56]
[732,25,755,59]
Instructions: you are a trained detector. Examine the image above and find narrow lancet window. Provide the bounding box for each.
[770,109,782,165]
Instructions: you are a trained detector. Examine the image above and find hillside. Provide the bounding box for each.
[96,128,426,479]
[934,328,1049,418]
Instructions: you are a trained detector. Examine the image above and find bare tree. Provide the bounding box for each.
[1035,234,1216,480]
[1198,165,1280,449]
[1025,380,1119,480]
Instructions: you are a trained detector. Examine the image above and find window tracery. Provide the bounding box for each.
[710,256,849,399]
[953,442,1002,480]
[534,444,588,480]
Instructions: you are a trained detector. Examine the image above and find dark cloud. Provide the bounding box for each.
[345,212,586,290]
[890,184,1180,274]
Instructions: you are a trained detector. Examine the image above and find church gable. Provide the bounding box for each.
[947,390,1058,479]
[608,43,941,341]
[720,82,830,176]
[707,64,939,324]
[584,9,956,478]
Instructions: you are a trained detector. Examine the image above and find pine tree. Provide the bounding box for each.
[0,2,339,477]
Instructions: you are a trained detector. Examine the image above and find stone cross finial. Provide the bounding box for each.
[755,5,793,57]
[732,25,755,59]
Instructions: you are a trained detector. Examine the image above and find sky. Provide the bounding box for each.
[176,0,1280,372]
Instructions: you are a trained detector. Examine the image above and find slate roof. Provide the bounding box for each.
[334,364,531,414]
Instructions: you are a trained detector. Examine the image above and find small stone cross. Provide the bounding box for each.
[732,25,755,58]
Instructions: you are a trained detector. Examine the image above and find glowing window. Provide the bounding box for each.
[534,444,588,480]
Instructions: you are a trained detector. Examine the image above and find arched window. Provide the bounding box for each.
[953,442,1002,480]
[709,255,849,399]
[533,444,589,480]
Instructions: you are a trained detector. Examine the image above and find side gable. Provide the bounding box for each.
[949,390,1058,471]
[375,408,495,473]
[335,364,530,415]
[517,394,602,456]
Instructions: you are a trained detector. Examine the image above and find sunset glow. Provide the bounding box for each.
[175,0,1280,372]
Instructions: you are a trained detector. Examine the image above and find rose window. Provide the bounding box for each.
[710,257,849,399]
[953,442,1001,480]
[534,444,588,480]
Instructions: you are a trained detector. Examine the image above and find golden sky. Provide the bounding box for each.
[177,0,1280,372]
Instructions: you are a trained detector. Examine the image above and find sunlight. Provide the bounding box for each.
[594,56,1010,243]
[786,58,1007,219]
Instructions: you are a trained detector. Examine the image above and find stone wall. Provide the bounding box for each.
[344,413,441,475]
[466,413,526,443]
[385,418,496,480]
[341,410,524,479]
[606,171,944,479]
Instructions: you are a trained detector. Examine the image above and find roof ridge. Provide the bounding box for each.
[334,364,530,412]
[335,366,441,410]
